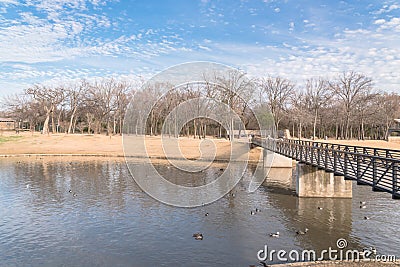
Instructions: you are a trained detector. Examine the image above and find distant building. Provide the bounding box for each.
[0,118,16,131]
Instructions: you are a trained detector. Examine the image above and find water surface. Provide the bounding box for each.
[0,158,399,266]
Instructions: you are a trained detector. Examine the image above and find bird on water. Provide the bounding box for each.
[193,233,203,240]
[269,232,279,238]
[296,228,309,235]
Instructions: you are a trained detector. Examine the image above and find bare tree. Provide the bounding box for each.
[374,93,400,139]
[26,85,65,135]
[304,78,332,139]
[257,76,295,134]
[289,91,312,139]
[329,71,373,139]
[66,80,88,134]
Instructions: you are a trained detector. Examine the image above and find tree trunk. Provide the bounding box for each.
[68,108,77,134]
[51,110,55,134]
[43,114,50,135]
[193,119,197,139]
[313,109,318,140]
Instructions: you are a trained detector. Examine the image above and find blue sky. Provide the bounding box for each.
[0,0,399,96]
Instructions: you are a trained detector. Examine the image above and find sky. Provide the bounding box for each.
[0,0,399,97]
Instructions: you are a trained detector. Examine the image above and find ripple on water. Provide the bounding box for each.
[0,159,399,266]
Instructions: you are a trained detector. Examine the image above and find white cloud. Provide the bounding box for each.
[0,0,18,4]
[375,3,400,14]
[376,17,400,32]
[289,21,295,31]
[374,19,385,25]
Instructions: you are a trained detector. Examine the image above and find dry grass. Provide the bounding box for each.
[0,131,262,162]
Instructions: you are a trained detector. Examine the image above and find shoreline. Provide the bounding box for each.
[0,132,262,163]
[0,153,261,165]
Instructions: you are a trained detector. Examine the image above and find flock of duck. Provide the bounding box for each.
[192,206,310,242]
[192,198,374,267]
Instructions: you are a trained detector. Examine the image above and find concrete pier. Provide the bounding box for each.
[296,163,352,198]
[262,148,295,188]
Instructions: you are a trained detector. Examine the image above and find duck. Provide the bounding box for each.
[317,207,323,210]
[255,208,261,212]
[193,233,203,240]
[205,212,209,216]
[68,189,72,193]
[360,205,367,209]
[269,232,279,238]
[250,210,256,215]
[364,216,370,220]
[73,193,77,197]
[360,201,366,205]
[359,248,372,258]
[219,168,224,171]
[296,228,309,235]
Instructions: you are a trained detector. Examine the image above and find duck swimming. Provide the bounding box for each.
[269,232,279,238]
[193,233,203,240]
[296,228,309,235]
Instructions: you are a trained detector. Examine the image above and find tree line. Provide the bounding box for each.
[2,70,400,140]
[3,78,132,135]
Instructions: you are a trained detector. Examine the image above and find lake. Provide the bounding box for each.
[0,157,399,266]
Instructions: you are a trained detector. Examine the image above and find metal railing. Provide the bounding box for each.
[252,137,400,199]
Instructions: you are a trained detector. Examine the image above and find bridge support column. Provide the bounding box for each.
[296,163,352,198]
[263,148,295,189]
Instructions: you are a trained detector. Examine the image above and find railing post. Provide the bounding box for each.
[324,147,328,170]
[311,145,314,165]
[372,157,377,189]
[300,145,303,163]
[334,150,337,173]
[393,161,398,198]
[357,154,361,183]
[306,145,309,163]
[344,152,348,178]
[386,150,390,168]
[317,146,321,167]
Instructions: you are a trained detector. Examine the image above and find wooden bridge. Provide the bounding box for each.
[251,137,400,199]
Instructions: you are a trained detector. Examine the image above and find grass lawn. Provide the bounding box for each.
[0,135,23,144]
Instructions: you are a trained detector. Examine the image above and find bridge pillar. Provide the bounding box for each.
[296,163,352,198]
[263,148,295,189]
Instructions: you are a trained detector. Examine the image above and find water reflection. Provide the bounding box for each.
[0,158,399,266]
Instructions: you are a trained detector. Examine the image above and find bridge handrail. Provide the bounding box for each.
[251,136,400,198]
[251,136,400,159]
[280,138,400,159]
[276,140,400,162]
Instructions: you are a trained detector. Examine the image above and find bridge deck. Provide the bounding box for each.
[252,137,400,199]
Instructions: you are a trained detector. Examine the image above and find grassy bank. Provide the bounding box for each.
[0,135,23,144]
